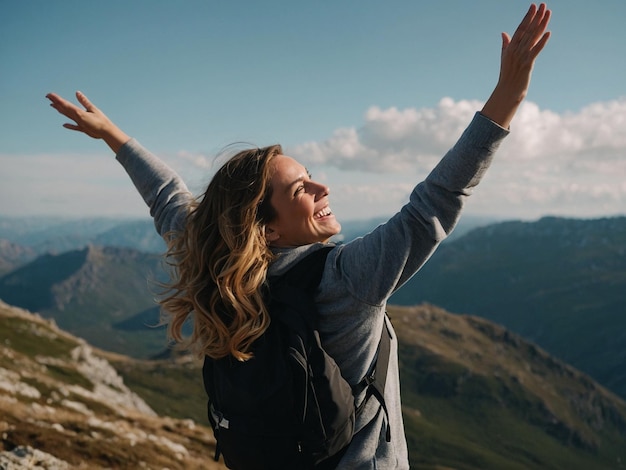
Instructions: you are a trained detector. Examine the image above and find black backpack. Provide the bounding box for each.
[202,246,391,470]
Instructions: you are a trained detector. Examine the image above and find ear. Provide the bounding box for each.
[264,226,280,243]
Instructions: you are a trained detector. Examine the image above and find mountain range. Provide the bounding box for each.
[0,216,166,258]
[1,214,623,401]
[0,213,496,261]
[1,213,625,467]
[0,244,168,358]
[391,215,626,401]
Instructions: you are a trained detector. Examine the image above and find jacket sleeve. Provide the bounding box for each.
[115,138,194,238]
[334,112,510,305]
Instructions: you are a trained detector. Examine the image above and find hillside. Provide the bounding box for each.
[0,245,169,358]
[2,300,625,469]
[0,300,224,470]
[391,216,626,400]
[392,304,626,470]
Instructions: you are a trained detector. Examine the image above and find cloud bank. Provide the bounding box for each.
[285,97,626,220]
[2,98,624,221]
[288,97,482,174]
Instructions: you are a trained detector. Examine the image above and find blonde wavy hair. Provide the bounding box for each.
[160,145,282,361]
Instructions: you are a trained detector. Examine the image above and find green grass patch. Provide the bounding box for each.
[113,360,206,421]
[45,363,93,390]
[0,316,76,359]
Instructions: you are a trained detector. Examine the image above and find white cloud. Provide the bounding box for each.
[175,150,215,170]
[288,97,483,174]
[285,97,626,220]
[505,99,626,161]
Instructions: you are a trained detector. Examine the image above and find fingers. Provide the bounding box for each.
[511,3,551,49]
[62,123,81,132]
[537,3,552,29]
[46,91,95,115]
[46,92,80,117]
[501,32,511,51]
[46,92,65,112]
[531,30,551,57]
[45,92,59,103]
[47,90,115,141]
[75,91,95,112]
[46,92,88,134]
[514,3,538,37]
[529,4,551,42]
[529,4,551,41]
[502,3,551,66]
[530,5,552,56]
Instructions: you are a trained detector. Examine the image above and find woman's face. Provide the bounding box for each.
[265,155,341,247]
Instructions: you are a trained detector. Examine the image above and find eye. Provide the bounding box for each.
[293,170,311,197]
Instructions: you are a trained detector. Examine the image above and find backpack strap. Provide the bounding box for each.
[353,315,392,442]
[276,245,393,442]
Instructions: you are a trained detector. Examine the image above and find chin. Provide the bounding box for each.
[322,226,341,241]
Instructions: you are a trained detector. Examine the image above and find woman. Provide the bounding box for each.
[46,4,551,468]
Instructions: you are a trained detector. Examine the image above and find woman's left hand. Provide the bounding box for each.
[47,91,130,154]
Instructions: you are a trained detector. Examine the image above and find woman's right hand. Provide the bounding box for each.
[46,91,130,154]
[480,3,551,129]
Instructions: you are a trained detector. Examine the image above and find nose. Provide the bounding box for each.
[307,180,329,200]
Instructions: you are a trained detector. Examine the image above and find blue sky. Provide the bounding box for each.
[1,0,625,221]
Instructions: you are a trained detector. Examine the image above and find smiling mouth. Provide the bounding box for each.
[314,207,333,219]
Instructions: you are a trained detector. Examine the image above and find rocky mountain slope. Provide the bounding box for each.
[392,303,626,469]
[0,300,225,470]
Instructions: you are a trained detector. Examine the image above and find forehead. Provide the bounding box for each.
[270,155,307,186]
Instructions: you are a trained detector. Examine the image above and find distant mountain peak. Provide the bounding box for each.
[0,245,167,358]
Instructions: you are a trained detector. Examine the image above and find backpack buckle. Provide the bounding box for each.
[210,404,230,429]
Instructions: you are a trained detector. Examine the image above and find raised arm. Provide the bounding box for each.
[46,91,130,153]
[46,91,192,236]
[481,3,551,128]
[333,4,552,305]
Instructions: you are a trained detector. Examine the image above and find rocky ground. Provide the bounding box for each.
[0,300,226,469]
